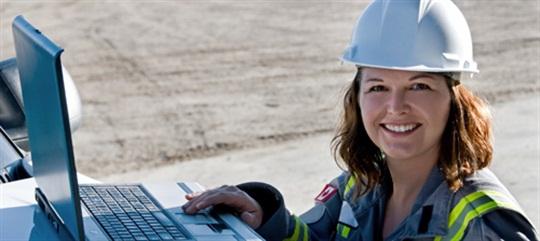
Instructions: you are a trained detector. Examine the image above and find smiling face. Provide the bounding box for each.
[358,67,451,163]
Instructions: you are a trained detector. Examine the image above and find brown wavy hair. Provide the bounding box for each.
[331,69,493,198]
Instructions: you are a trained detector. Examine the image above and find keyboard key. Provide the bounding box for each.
[120,233,132,239]
[158,233,174,240]
[134,236,148,241]
[152,212,175,226]
[147,234,161,241]
[80,185,188,241]
[141,228,154,233]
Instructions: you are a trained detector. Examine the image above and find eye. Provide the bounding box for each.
[410,83,432,91]
[367,85,387,92]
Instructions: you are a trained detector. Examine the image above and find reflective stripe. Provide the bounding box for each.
[448,191,486,227]
[341,225,351,238]
[434,190,519,241]
[338,175,355,239]
[336,223,352,239]
[481,190,523,212]
[449,201,499,241]
[284,216,301,241]
[302,222,309,241]
[344,176,355,196]
[284,216,309,241]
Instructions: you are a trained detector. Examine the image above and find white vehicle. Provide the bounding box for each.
[0,57,82,182]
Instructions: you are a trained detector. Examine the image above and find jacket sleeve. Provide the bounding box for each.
[237,175,347,241]
[461,209,538,241]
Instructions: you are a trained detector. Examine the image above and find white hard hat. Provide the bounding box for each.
[342,0,478,76]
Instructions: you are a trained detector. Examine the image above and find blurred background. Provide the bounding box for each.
[1,0,538,225]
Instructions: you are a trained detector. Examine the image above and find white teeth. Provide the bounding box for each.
[384,124,417,133]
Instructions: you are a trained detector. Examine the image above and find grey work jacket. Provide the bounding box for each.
[239,168,537,241]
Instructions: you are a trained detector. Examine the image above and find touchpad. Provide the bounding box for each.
[184,223,235,236]
[176,213,219,224]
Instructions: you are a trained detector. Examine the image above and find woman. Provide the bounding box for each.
[183,0,538,240]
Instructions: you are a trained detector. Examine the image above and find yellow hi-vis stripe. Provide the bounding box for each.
[302,222,308,241]
[434,190,518,241]
[344,176,355,196]
[341,225,351,238]
[336,223,352,239]
[449,201,499,241]
[447,190,516,227]
[284,216,309,241]
[338,176,355,239]
[284,217,301,241]
[447,191,486,227]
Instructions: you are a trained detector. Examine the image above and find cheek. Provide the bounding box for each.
[358,93,372,116]
[359,93,386,120]
[358,94,380,135]
[413,94,451,131]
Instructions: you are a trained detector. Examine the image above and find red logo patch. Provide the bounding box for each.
[315,184,337,203]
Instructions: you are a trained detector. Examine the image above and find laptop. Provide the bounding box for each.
[12,15,264,241]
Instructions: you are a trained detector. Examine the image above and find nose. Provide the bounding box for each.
[387,90,409,115]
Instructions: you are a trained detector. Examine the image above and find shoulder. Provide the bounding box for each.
[461,168,509,192]
[297,173,350,226]
[476,209,539,240]
[455,168,518,206]
[330,172,351,192]
[318,172,353,201]
[451,169,538,240]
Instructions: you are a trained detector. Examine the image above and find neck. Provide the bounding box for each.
[385,148,439,203]
[382,147,440,239]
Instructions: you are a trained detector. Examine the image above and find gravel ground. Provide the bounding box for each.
[1,0,538,177]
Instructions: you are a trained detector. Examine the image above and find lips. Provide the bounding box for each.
[381,123,421,133]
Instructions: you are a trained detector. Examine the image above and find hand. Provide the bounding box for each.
[182,185,264,229]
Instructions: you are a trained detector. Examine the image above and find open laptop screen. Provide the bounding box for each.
[12,15,84,241]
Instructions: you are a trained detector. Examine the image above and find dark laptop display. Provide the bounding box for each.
[13,15,263,241]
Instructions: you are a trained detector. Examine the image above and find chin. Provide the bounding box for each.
[384,152,418,161]
[381,145,421,161]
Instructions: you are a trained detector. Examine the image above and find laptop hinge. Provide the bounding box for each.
[35,188,78,241]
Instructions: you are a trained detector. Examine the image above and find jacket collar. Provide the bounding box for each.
[351,166,453,239]
[397,167,451,239]
[367,166,452,239]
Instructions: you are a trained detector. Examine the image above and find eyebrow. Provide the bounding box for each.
[363,73,437,83]
[409,74,436,81]
[365,78,383,82]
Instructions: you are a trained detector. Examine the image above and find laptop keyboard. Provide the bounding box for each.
[79,185,188,241]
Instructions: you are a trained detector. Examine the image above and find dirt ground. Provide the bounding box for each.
[102,94,540,226]
[1,1,538,177]
[1,0,539,232]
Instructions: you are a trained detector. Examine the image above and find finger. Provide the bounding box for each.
[198,190,256,215]
[193,191,227,210]
[185,191,202,200]
[183,189,227,214]
[184,189,236,214]
[240,211,262,229]
[183,186,253,215]
[182,191,210,213]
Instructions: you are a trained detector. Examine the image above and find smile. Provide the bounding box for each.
[382,124,421,133]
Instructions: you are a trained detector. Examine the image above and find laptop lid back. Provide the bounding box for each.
[12,15,84,241]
